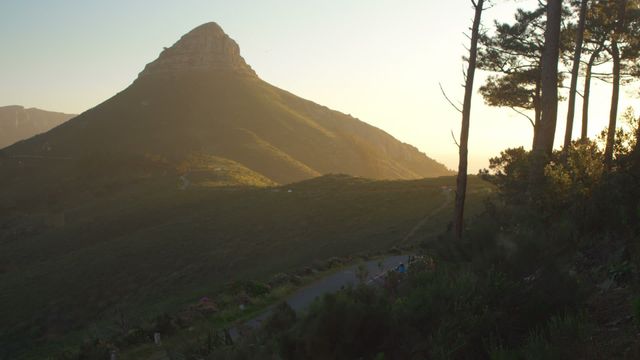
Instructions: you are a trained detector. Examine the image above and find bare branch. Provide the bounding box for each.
[509,107,536,128]
[439,83,463,113]
[451,129,461,148]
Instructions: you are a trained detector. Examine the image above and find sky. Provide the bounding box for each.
[1,0,639,172]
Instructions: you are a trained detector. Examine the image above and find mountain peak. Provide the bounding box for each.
[138,22,257,78]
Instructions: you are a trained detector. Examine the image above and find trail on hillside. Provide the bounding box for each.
[400,189,453,245]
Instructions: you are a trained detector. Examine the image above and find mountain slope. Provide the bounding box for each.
[0,105,75,149]
[1,22,451,184]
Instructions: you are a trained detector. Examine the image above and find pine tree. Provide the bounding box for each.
[453,0,487,240]
[529,0,563,192]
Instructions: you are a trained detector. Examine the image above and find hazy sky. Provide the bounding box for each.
[1,0,639,172]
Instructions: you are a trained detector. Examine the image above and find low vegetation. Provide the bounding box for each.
[0,171,490,359]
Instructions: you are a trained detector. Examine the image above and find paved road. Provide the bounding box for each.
[230,255,410,339]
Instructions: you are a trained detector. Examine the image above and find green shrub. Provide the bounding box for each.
[152,313,177,335]
[633,296,640,327]
[488,340,519,360]
[268,272,292,287]
[228,280,271,297]
[608,261,634,284]
[114,327,148,347]
[289,285,393,359]
[519,313,589,360]
[262,302,296,335]
[74,338,115,360]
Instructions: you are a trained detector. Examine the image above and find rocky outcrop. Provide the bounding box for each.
[138,22,257,78]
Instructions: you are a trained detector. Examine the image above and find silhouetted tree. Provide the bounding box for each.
[529,0,563,192]
[478,6,547,130]
[579,0,611,140]
[453,0,487,240]
[581,1,640,147]
[580,42,606,140]
[563,0,588,153]
[602,0,640,170]
[478,2,577,146]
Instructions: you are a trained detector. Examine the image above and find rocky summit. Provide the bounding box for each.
[138,22,256,78]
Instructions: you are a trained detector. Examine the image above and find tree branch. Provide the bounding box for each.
[451,129,461,148]
[509,106,536,128]
[439,83,463,113]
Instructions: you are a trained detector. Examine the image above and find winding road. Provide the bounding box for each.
[230,255,410,339]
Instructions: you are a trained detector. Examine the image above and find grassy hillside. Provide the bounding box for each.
[0,172,491,358]
[2,72,452,184]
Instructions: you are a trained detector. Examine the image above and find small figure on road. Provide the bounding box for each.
[396,263,406,273]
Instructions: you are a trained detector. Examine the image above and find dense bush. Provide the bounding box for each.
[634,297,640,327]
[490,313,589,360]
[216,258,583,359]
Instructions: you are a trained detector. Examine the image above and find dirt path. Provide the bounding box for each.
[401,189,453,245]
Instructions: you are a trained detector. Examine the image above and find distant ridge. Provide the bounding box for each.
[2,22,452,183]
[0,106,75,149]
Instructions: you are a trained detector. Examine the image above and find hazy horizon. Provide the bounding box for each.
[2,0,639,172]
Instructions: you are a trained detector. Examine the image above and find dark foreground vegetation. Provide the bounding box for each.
[177,125,640,359]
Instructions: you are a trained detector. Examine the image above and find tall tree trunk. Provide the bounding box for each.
[604,0,627,170]
[532,74,542,148]
[453,0,484,240]
[581,46,602,141]
[529,0,562,192]
[563,0,588,152]
[604,39,621,170]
